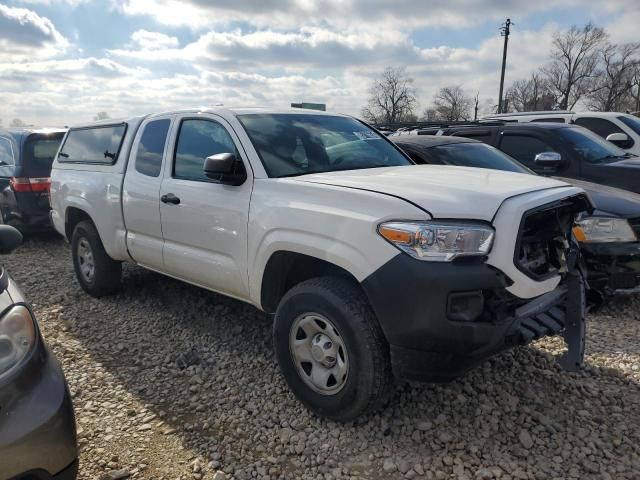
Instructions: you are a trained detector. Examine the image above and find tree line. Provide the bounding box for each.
[362,23,640,124]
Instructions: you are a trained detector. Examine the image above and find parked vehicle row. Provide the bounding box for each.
[391,135,640,301]
[48,107,592,420]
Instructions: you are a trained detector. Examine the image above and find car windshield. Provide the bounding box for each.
[555,126,631,164]
[237,113,412,178]
[427,142,532,174]
[23,132,65,177]
[618,115,640,135]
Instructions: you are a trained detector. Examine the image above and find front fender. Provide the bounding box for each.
[247,179,427,308]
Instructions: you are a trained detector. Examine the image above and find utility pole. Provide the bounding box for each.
[497,18,512,114]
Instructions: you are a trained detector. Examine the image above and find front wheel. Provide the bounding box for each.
[273,276,393,421]
[71,220,122,297]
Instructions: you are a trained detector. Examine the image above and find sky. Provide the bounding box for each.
[1,0,639,126]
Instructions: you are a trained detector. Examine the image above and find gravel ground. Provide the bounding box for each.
[6,234,640,480]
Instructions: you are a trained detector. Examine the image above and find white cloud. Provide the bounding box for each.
[0,3,69,60]
[131,29,179,49]
[111,0,637,31]
[2,0,640,126]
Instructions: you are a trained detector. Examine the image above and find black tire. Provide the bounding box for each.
[273,276,393,421]
[71,220,121,297]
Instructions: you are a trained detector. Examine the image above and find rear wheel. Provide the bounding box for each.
[273,276,393,421]
[71,220,121,296]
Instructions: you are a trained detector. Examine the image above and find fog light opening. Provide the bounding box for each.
[447,291,484,322]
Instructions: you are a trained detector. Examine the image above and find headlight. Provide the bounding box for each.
[378,221,494,261]
[0,306,36,376]
[573,217,637,243]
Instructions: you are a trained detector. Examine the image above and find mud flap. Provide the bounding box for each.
[558,244,586,372]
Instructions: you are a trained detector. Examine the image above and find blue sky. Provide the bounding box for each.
[1,0,638,126]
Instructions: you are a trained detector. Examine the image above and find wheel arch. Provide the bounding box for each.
[65,206,96,242]
[260,251,361,313]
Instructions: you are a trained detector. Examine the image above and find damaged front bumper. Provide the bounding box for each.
[506,248,586,372]
[362,247,587,383]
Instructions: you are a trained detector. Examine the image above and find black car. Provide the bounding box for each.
[0,225,78,479]
[428,122,640,195]
[0,128,66,232]
[392,135,640,300]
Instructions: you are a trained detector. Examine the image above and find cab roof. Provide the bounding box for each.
[67,107,346,129]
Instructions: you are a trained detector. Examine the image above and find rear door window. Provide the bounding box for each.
[575,117,624,137]
[575,117,633,149]
[23,133,65,177]
[0,137,14,167]
[58,124,127,164]
[498,134,557,169]
[135,119,170,177]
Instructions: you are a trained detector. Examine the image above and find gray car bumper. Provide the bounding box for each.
[1,344,78,480]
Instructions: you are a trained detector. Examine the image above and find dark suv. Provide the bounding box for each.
[0,129,66,232]
[433,122,640,194]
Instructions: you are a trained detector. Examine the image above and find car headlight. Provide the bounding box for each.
[573,217,637,243]
[378,221,494,261]
[0,306,36,376]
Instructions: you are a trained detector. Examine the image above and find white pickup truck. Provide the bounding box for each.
[50,108,591,420]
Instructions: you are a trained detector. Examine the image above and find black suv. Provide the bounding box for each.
[433,122,640,195]
[0,128,66,232]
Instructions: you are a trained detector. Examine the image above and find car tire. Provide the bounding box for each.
[71,220,121,297]
[273,276,393,421]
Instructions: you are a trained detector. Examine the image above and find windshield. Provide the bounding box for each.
[237,113,412,177]
[23,132,65,176]
[428,142,532,174]
[555,126,630,164]
[618,115,640,135]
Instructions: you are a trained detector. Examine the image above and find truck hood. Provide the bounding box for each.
[293,165,571,221]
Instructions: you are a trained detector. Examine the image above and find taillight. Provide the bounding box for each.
[10,177,51,193]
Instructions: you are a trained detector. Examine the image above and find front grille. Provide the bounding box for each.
[629,217,640,238]
[515,195,591,280]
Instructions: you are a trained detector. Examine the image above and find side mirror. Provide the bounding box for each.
[0,225,22,255]
[534,151,563,170]
[605,132,631,148]
[203,153,246,186]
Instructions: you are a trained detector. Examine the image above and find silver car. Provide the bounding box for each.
[0,226,78,480]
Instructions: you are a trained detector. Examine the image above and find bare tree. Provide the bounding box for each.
[542,23,607,110]
[93,112,111,121]
[10,118,26,127]
[361,67,418,123]
[505,73,556,112]
[427,85,472,121]
[587,42,640,111]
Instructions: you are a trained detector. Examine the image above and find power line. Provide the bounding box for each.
[497,18,513,114]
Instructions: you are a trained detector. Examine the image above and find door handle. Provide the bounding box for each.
[161,193,180,205]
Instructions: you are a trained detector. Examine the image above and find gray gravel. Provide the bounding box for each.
[7,234,640,480]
